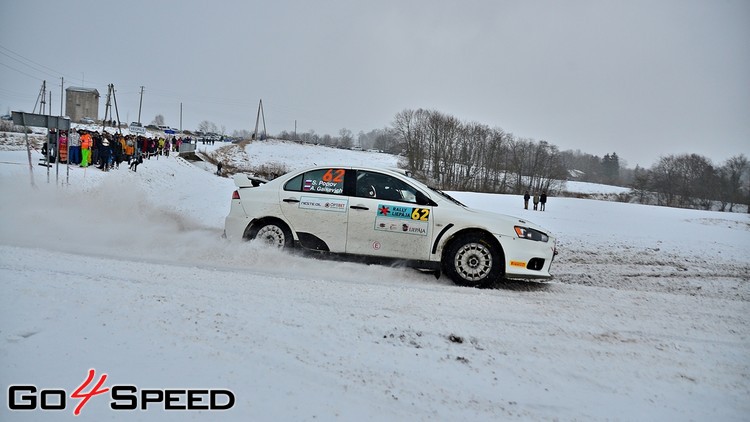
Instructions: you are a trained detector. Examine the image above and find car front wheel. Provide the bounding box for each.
[442,234,503,288]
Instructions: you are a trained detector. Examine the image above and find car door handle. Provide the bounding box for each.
[350,205,369,211]
[283,198,300,203]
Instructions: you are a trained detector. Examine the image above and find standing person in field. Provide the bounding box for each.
[124,135,135,163]
[68,129,81,165]
[99,137,111,171]
[540,191,547,211]
[129,150,143,172]
[533,192,540,211]
[58,130,68,163]
[46,129,57,162]
[523,190,530,210]
[80,131,92,168]
[91,131,101,167]
[113,134,125,169]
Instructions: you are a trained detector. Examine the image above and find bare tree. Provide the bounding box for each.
[338,128,353,148]
[319,134,333,146]
[650,154,717,209]
[299,130,318,144]
[372,128,399,153]
[719,154,749,212]
[231,129,253,140]
[392,108,564,194]
[650,155,684,206]
[630,165,651,204]
[393,109,423,172]
[198,120,218,134]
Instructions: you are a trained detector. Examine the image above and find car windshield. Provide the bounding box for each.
[428,186,466,207]
[389,170,464,206]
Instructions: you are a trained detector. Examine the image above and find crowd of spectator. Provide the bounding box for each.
[41,129,194,172]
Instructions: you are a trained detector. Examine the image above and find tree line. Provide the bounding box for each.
[388,108,749,212]
[391,108,567,194]
[270,108,750,213]
[632,154,748,212]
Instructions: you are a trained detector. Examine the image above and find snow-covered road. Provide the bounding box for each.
[1,141,748,421]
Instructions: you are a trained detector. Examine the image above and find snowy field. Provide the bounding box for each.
[0,135,748,421]
[205,139,401,173]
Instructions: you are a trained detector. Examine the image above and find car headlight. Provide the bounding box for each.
[514,226,549,242]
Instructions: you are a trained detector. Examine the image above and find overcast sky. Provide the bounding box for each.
[1,0,748,167]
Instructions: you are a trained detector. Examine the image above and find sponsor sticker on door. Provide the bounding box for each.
[375,204,429,235]
[299,196,348,212]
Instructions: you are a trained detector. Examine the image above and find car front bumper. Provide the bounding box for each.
[499,235,557,280]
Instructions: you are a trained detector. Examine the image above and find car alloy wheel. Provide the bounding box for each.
[255,224,288,248]
[443,233,502,287]
[454,242,493,282]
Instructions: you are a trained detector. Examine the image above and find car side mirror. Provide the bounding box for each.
[415,191,436,206]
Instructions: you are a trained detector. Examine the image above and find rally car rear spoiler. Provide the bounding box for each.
[233,173,269,188]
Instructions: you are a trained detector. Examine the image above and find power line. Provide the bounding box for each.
[0,44,113,88]
[0,60,45,82]
[0,44,71,81]
[0,87,35,104]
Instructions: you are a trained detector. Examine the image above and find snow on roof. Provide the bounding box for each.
[65,86,99,95]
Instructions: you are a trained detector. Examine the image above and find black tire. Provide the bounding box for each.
[442,233,503,288]
[248,220,294,249]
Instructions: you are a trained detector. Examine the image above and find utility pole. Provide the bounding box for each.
[36,80,47,115]
[111,84,122,134]
[102,85,112,133]
[102,84,123,135]
[61,76,68,186]
[53,89,59,185]
[253,99,267,141]
[137,85,144,124]
[60,77,64,116]
[180,102,183,132]
[33,81,45,114]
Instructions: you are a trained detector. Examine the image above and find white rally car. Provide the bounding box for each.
[224,166,556,287]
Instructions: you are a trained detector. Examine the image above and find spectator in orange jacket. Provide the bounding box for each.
[80,131,92,167]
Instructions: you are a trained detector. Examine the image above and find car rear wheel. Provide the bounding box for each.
[442,233,503,288]
[249,220,293,249]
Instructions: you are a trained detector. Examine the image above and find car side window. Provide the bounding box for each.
[284,168,346,195]
[355,170,419,203]
[284,174,303,191]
